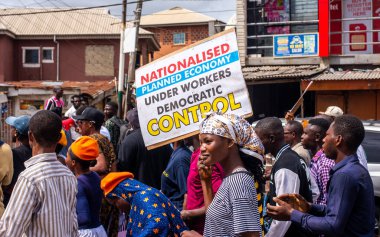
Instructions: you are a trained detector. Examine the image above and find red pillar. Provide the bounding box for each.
[319,0,330,57]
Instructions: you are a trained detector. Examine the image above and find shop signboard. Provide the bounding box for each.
[273,33,319,57]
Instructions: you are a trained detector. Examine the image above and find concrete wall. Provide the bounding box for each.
[236,0,247,66]
[7,38,153,82]
[0,35,14,82]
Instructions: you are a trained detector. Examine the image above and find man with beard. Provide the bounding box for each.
[284,120,312,166]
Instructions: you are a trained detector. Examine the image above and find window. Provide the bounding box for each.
[246,0,318,57]
[85,45,114,76]
[42,47,54,63]
[173,33,186,45]
[22,47,40,67]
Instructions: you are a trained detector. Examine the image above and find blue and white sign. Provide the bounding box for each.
[273,33,319,57]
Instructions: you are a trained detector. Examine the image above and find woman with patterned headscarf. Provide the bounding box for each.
[101,172,188,236]
[182,112,265,237]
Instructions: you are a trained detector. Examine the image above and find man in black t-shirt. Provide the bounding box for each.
[117,110,172,190]
[255,117,312,237]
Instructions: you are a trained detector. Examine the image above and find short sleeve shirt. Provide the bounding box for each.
[204,170,262,237]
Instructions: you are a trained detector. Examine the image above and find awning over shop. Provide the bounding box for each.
[1,79,116,102]
[243,65,326,85]
[301,68,380,90]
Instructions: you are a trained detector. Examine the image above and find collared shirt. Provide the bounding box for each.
[291,154,375,237]
[64,105,77,118]
[356,145,368,169]
[45,96,64,111]
[310,149,335,205]
[0,153,78,237]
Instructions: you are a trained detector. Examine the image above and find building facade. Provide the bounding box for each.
[0,8,160,82]
[140,7,224,60]
[237,0,380,120]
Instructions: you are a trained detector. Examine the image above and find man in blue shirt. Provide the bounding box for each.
[267,114,375,237]
[161,139,191,211]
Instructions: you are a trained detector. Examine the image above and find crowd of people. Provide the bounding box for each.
[0,86,376,237]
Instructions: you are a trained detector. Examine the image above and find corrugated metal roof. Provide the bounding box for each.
[0,8,153,36]
[243,65,325,81]
[309,69,380,81]
[140,7,218,26]
[3,80,116,98]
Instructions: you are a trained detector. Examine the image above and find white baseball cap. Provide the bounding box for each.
[319,106,344,118]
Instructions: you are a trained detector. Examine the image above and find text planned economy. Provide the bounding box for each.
[136,51,239,97]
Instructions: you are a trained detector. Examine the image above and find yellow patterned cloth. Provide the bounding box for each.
[200,112,265,163]
[101,172,188,236]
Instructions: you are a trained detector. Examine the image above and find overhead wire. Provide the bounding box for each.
[0,0,152,16]
[1,0,234,71]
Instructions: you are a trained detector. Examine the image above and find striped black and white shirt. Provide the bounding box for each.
[204,168,262,237]
[0,153,78,237]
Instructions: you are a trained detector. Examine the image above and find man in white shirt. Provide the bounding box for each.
[65,95,81,118]
[0,110,78,237]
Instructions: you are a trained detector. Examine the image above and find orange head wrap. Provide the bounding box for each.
[101,172,134,196]
[70,136,99,161]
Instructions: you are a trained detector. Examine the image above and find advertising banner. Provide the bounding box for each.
[264,0,290,34]
[135,29,252,149]
[343,0,373,54]
[273,33,319,57]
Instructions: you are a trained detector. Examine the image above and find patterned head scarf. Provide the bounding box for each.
[101,172,188,236]
[200,112,265,163]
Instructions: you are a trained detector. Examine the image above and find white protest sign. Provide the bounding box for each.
[135,29,252,149]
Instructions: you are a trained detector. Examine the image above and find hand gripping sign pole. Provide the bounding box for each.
[285,80,314,122]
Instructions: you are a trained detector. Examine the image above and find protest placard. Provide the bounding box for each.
[135,29,252,149]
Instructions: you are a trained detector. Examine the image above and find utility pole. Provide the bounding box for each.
[125,0,143,115]
[117,0,127,118]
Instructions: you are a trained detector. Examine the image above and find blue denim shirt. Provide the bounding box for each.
[291,154,375,237]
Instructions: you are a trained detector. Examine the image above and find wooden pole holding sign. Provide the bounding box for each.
[285,80,314,122]
[125,0,144,118]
